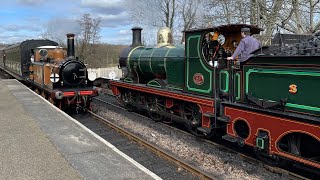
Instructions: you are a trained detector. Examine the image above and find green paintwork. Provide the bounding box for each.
[219,70,240,100]
[245,66,320,115]
[127,47,144,73]
[256,137,265,149]
[147,80,162,88]
[124,77,133,83]
[165,47,185,88]
[185,32,213,95]
[128,46,184,88]
[248,56,320,65]
[235,73,241,100]
[220,70,229,93]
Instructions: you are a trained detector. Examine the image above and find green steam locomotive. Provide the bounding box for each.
[110,24,320,171]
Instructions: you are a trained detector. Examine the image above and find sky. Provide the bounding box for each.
[0,0,133,45]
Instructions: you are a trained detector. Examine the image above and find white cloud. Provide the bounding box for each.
[80,0,125,15]
[16,0,45,6]
[81,0,123,9]
[80,0,130,28]
[0,24,40,32]
[118,29,131,35]
[98,11,130,27]
[0,33,36,44]
[99,11,126,21]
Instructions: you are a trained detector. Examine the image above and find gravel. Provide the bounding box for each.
[93,96,289,180]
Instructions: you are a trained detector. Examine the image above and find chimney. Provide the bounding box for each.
[131,27,143,47]
[66,33,75,57]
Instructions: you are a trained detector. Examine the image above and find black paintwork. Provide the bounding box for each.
[184,24,263,35]
[131,27,143,47]
[119,47,133,69]
[53,59,93,89]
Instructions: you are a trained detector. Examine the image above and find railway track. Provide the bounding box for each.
[92,95,313,180]
[71,113,206,179]
[87,110,215,179]
[0,69,12,79]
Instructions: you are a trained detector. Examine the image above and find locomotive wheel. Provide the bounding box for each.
[122,91,136,112]
[287,134,302,156]
[58,101,62,109]
[182,103,205,137]
[48,97,55,105]
[145,95,165,122]
[41,91,47,99]
[34,89,40,95]
[278,133,320,164]
[116,94,125,107]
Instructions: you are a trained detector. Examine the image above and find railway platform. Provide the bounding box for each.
[0,79,161,180]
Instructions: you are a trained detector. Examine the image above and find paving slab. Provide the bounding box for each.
[0,79,161,180]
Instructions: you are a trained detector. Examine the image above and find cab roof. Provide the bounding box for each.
[36,45,64,49]
[184,24,263,35]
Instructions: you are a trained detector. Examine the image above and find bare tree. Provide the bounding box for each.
[204,0,310,44]
[203,0,251,25]
[308,0,320,33]
[76,13,101,62]
[126,0,159,26]
[161,0,177,29]
[126,0,320,47]
[179,0,201,30]
[176,0,202,42]
[249,0,286,44]
[276,0,320,34]
[127,0,177,28]
[126,0,179,45]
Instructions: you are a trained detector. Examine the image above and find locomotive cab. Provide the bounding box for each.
[184,24,263,100]
[33,46,66,62]
[198,24,262,69]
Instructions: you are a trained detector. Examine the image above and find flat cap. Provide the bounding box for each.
[241,27,250,32]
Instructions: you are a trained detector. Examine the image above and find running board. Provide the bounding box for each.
[203,112,215,118]
[217,116,230,123]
